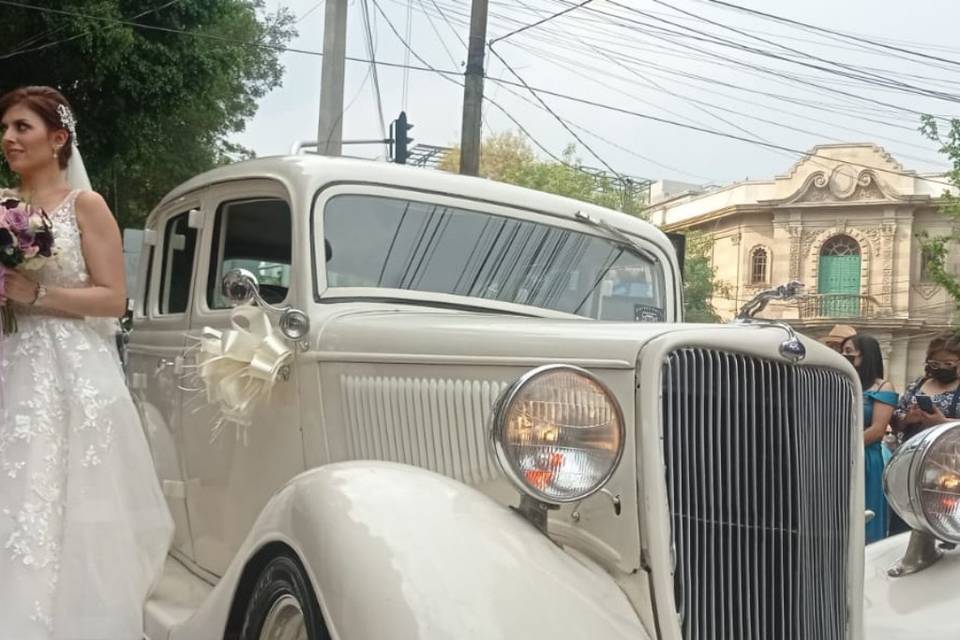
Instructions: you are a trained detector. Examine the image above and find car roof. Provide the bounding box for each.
[150,154,673,257]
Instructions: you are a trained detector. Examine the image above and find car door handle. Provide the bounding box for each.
[156,356,184,376]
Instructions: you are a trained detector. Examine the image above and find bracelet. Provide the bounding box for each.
[29,283,40,305]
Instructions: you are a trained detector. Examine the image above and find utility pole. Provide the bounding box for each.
[459,0,488,176]
[317,0,349,156]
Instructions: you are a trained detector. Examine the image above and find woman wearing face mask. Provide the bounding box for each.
[841,334,897,543]
[888,331,960,534]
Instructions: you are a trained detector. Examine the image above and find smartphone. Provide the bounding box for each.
[915,394,935,414]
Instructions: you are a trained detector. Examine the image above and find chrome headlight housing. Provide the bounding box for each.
[492,364,625,505]
[884,421,960,543]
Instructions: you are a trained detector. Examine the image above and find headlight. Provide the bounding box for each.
[492,364,625,504]
[884,421,960,543]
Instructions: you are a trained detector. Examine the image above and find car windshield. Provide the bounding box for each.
[321,194,666,321]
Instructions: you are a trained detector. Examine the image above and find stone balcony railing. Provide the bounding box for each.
[797,294,881,320]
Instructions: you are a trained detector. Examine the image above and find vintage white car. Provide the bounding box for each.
[128,155,960,640]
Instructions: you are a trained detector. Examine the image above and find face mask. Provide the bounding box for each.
[928,366,959,384]
[843,354,857,367]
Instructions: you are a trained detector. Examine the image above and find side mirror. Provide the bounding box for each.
[666,231,686,278]
[222,268,260,306]
[221,268,311,343]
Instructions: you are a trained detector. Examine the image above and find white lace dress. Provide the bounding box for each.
[0,190,173,639]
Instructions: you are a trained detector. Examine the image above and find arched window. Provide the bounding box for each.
[818,235,862,317]
[750,247,768,284]
[820,235,861,258]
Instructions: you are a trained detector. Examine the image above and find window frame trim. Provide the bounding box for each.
[149,198,203,321]
[204,196,294,312]
[312,184,676,322]
[192,179,294,322]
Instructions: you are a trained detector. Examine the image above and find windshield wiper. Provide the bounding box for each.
[574,210,658,264]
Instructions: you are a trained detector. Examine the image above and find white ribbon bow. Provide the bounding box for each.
[194,305,293,435]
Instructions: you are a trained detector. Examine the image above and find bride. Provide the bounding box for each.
[0,86,172,638]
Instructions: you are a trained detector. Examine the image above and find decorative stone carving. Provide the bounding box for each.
[788,226,804,281]
[879,223,896,310]
[785,166,898,204]
[913,282,941,300]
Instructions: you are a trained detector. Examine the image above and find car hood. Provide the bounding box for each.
[312,307,793,369]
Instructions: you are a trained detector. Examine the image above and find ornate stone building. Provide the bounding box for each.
[647,143,956,392]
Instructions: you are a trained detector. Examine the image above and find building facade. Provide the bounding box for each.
[648,143,956,393]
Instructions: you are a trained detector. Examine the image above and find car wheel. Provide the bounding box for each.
[240,554,330,640]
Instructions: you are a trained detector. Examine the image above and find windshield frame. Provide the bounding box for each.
[311,183,679,322]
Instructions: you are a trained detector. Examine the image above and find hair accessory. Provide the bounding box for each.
[56,103,78,147]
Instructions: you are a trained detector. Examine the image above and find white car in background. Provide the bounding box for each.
[125,155,960,639]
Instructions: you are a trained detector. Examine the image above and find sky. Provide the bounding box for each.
[232,0,960,187]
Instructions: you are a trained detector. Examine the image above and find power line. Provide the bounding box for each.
[416,0,459,67]
[3,0,952,189]
[404,0,949,126]
[489,0,593,45]
[371,0,636,184]
[702,0,960,69]
[502,36,941,166]
[481,75,956,188]
[295,0,325,23]
[0,0,184,61]
[401,0,414,110]
[360,0,388,154]
[646,0,960,104]
[489,43,627,183]
[576,0,956,117]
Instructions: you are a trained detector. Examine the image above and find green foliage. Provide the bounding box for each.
[680,231,724,323]
[440,132,648,216]
[0,0,295,228]
[919,114,960,309]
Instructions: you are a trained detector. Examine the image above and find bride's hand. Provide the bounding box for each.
[3,270,39,304]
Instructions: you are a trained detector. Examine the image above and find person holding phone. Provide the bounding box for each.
[893,332,960,439]
[841,334,897,543]
[889,331,960,534]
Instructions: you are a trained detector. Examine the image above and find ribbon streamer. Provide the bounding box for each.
[193,305,293,439]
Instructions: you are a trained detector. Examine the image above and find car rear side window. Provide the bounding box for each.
[158,211,198,315]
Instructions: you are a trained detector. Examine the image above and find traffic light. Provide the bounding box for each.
[390,111,414,164]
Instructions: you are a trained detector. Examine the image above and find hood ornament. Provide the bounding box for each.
[736,280,804,320]
[733,281,807,363]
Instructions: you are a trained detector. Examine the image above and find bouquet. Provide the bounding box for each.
[0,196,56,333]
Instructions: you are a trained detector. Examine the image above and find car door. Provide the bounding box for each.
[180,179,305,575]
[127,194,203,560]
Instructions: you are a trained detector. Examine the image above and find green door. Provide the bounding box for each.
[818,235,861,317]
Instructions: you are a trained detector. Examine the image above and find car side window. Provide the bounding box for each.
[158,211,198,315]
[206,197,292,309]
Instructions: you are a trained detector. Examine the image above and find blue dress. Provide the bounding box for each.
[864,389,898,543]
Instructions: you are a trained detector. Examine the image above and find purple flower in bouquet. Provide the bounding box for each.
[0,196,57,333]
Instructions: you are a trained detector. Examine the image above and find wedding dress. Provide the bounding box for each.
[0,189,173,638]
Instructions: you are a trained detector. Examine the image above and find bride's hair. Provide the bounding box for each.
[0,85,76,170]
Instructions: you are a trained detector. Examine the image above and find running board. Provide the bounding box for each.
[144,555,213,640]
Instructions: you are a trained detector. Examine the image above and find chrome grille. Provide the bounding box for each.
[661,349,854,639]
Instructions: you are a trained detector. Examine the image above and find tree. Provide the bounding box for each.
[681,231,725,323]
[0,1,295,228]
[440,132,722,321]
[919,115,960,308]
[439,132,647,216]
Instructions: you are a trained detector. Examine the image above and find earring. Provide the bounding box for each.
[52,147,59,158]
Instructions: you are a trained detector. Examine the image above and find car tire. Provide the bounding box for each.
[239,554,330,640]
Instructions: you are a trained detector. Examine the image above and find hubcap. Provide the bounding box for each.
[258,594,308,640]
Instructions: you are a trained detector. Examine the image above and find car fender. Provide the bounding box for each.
[863,532,960,639]
[170,461,649,640]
